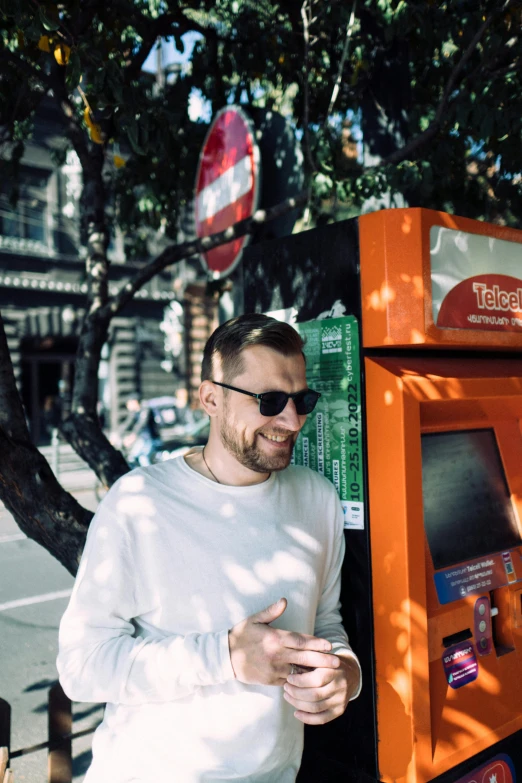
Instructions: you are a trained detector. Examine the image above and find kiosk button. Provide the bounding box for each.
[480,637,488,650]
[479,620,487,633]
[478,603,486,616]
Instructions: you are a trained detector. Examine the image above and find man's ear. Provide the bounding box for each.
[199,380,219,417]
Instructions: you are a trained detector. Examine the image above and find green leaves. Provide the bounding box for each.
[38,6,59,32]
[65,51,82,91]
[1,0,521,244]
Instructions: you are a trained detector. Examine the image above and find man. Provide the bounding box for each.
[57,313,361,783]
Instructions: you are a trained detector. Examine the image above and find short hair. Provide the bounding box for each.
[201,313,304,383]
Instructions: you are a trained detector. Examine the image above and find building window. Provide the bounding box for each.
[0,168,51,253]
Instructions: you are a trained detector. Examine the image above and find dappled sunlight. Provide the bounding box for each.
[222,559,265,595]
[119,473,146,493]
[92,558,112,586]
[401,213,413,234]
[253,551,309,586]
[116,494,157,520]
[470,666,501,696]
[399,273,424,299]
[383,550,396,574]
[57,457,339,779]
[366,282,396,312]
[436,706,499,750]
[375,583,512,780]
[384,390,394,406]
[410,328,425,343]
[285,525,322,554]
[218,501,237,518]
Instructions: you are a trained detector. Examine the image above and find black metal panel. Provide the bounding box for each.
[241,220,379,781]
[241,218,362,322]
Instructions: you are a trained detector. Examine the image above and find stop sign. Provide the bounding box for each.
[195,106,260,278]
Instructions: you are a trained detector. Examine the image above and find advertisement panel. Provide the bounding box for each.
[293,316,364,530]
[430,226,522,331]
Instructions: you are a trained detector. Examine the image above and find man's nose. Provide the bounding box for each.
[274,397,302,429]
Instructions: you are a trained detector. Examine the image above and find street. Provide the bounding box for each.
[0,487,104,782]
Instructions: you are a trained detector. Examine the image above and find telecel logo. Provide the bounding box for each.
[473,282,522,312]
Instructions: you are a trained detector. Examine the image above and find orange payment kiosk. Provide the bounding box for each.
[240,208,522,783]
[361,209,522,783]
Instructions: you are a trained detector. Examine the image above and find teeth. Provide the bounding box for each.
[264,434,288,442]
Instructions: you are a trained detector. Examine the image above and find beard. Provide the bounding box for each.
[220,418,298,473]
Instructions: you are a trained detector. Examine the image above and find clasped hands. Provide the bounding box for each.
[228,597,360,725]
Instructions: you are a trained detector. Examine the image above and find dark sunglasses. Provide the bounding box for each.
[211,381,321,417]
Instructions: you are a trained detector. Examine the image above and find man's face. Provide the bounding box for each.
[216,345,308,473]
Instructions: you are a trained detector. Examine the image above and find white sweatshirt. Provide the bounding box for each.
[57,455,360,783]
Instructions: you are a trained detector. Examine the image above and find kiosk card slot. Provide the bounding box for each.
[441,628,472,648]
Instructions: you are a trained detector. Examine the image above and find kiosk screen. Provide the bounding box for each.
[421,429,522,570]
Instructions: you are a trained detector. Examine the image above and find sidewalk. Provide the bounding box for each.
[0,474,103,782]
[38,442,100,493]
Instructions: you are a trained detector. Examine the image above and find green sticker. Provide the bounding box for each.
[293,316,364,530]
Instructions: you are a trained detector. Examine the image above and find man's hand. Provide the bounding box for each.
[228,598,338,686]
[283,652,361,724]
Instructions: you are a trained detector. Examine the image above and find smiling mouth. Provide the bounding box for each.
[260,433,292,443]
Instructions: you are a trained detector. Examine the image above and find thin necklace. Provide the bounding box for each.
[202,447,221,484]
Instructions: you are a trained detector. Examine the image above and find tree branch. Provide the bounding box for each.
[101,189,309,320]
[324,0,357,123]
[300,1,316,174]
[382,0,517,167]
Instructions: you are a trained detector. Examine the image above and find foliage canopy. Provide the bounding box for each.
[1,0,522,233]
[0,0,521,571]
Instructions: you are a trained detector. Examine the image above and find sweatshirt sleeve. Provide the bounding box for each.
[313,486,362,701]
[57,489,235,705]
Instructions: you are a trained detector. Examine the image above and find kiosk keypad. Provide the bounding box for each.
[474,596,493,656]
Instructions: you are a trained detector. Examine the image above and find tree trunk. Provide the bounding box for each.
[0,312,91,575]
[61,143,130,489]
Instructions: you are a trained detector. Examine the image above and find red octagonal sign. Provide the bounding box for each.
[195,106,260,278]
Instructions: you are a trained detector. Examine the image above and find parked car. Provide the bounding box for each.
[154,416,210,462]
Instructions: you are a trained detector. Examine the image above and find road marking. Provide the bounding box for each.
[0,589,73,612]
[0,532,27,544]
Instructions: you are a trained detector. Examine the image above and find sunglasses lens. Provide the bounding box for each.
[259,392,288,416]
[295,390,320,414]
[259,390,321,416]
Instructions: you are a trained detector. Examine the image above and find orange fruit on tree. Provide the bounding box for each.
[38,35,51,52]
[53,43,71,66]
[83,108,104,144]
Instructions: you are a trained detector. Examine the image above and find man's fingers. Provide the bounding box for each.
[283,632,332,653]
[289,651,340,670]
[286,667,336,688]
[284,692,331,713]
[283,680,337,703]
[293,708,339,726]
[252,597,287,625]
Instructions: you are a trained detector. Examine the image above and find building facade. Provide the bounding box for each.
[0,99,192,446]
